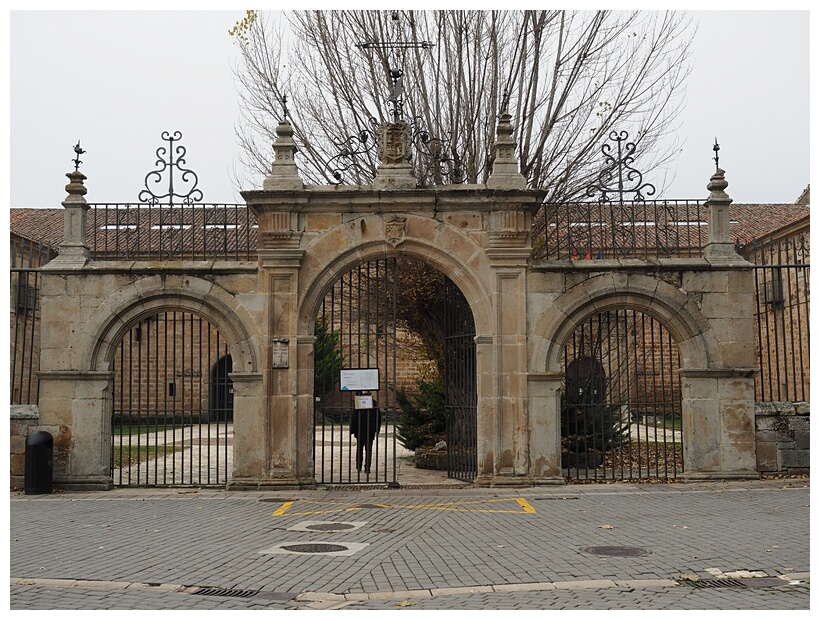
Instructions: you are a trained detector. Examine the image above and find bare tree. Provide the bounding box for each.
[231,10,694,201]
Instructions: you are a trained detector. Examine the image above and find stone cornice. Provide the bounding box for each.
[531,257,753,272]
[243,186,546,214]
[40,261,259,275]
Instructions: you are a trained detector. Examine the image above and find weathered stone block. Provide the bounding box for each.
[793,402,810,415]
[681,270,728,293]
[755,443,778,471]
[780,449,810,468]
[787,416,810,432]
[755,429,792,444]
[792,430,810,450]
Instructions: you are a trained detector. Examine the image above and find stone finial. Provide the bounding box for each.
[374,121,415,190]
[706,167,731,205]
[704,167,741,261]
[487,111,526,190]
[263,118,304,191]
[53,169,91,266]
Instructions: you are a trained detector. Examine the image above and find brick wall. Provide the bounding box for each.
[755,401,809,475]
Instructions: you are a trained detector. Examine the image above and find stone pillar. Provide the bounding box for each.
[243,117,311,488]
[681,168,758,479]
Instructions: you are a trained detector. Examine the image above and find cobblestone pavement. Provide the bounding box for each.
[9,478,810,610]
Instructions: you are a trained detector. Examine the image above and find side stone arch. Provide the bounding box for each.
[531,272,721,375]
[86,276,260,374]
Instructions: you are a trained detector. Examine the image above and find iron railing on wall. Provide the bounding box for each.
[533,200,707,261]
[10,239,54,405]
[737,234,810,402]
[89,203,257,261]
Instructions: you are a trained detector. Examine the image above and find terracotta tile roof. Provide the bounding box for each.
[9,208,64,249]
[729,203,810,243]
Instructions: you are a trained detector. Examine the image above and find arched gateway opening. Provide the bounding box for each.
[561,308,683,481]
[111,311,233,487]
[313,257,477,485]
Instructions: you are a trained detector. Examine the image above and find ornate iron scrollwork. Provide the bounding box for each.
[139,131,203,205]
[411,118,466,184]
[586,130,656,204]
[325,118,379,185]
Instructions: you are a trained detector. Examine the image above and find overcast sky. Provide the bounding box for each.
[7,8,812,208]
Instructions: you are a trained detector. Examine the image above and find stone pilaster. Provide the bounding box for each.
[527,372,565,483]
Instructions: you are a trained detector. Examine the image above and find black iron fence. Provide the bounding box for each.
[10,238,54,406]
[737,234,810,402]
[89,203,257,261]
[533,200,707,261]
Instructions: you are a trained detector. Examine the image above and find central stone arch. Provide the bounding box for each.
[295,222,493,486]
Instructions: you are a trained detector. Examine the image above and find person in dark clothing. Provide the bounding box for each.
[350,397,381,474]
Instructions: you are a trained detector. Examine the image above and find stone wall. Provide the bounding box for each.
[10,405,39,488]
[755,401,810,475]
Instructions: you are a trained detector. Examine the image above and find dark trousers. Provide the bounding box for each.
[355,437,374,473]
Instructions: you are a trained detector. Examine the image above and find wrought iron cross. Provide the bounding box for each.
[355,11,435,122]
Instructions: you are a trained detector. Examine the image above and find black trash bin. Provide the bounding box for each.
[25,430,53,495]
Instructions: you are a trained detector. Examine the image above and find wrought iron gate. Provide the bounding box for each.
[562,309,683,481]
[314,258,399,485]
[444,278,477,481]
[111,311,233,487]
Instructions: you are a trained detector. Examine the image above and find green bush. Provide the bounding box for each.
[395,367,446,451]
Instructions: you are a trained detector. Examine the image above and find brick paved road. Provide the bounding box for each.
[9,479,810,610]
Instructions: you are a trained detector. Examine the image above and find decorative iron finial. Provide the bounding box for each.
[500,89,510,116]
[713,138,720,171]
[138,131,203,205]
[586,130,656,203]
[282,94,289,120]
[72,140,86,171]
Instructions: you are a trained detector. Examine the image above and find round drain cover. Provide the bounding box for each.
[282,543,349,554]
[305,523,356,531]
[582,546,649,557]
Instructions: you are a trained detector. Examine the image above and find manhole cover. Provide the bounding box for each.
[281,543,350,554]
[259,498,296,503]
[305,523,356,532]
[582,546,649,557]
[355,504,385,509]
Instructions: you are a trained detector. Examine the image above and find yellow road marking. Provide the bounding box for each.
[271,497,536,517]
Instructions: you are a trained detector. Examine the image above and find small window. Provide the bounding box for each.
[168,382,176,398]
